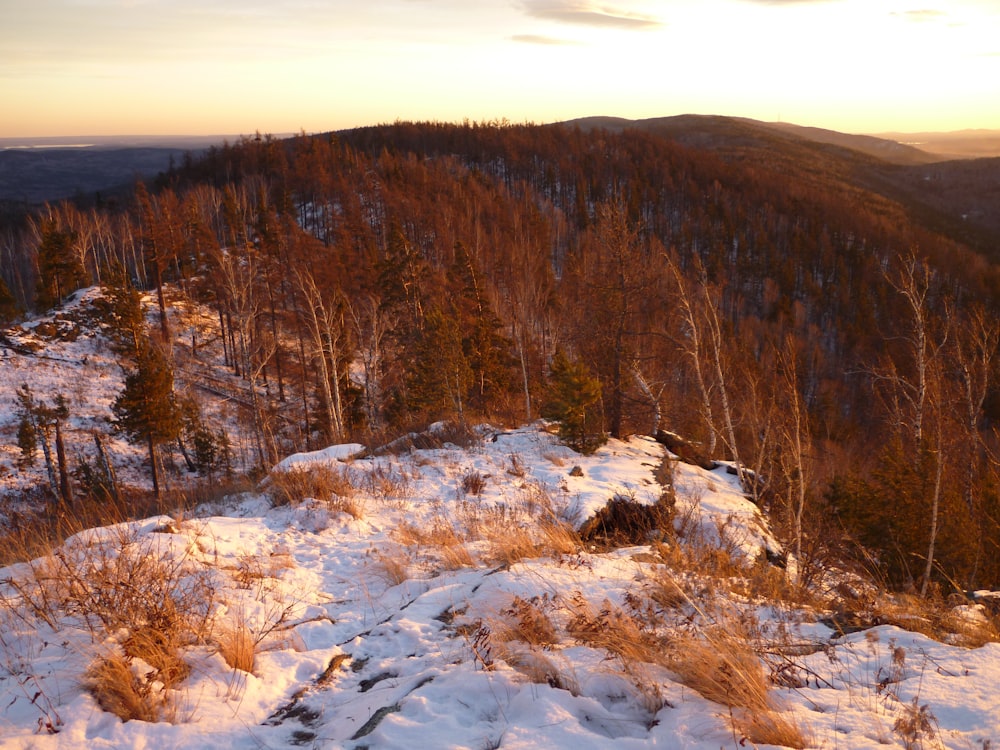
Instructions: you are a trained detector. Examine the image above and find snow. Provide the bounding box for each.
[2,424,1000,748]
[272,443,367,473]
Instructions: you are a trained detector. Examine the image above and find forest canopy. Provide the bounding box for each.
[3,119,1000,592]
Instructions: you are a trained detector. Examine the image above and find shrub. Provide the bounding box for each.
[578,492,674,548]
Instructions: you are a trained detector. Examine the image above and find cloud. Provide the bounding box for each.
[891,9,948,22]
[510,34,580,45]
[733,0,836,5]
[522,2,663,30]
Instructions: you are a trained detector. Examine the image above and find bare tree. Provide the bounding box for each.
[213,243,277,467]
[872,254,950,596]
[952,303,1000,587]
[349,293,394,433]
[666,252,718,456]
[295,267,348,443]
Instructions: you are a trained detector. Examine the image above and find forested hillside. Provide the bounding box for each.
[3,118,1000,593]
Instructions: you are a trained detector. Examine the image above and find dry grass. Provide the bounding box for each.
[666,619,809,747]
[3,525,216,641]
[1,523,218,724]
[0,487,179,566]
[732,707,811,749]
[395,517,475,570]
[360,462,411,505]
[267,464,361,517]
[492,596,559,648]
[218,623,256,673]
[122,626,191,688]
[669,625,770,711]
[565,593,667,667]
[868,593,1000,647]
[371,546,410,586]
[542,451,566,467]
[459,469,488,496]
[504,648,580,694]
[86,651,166,723]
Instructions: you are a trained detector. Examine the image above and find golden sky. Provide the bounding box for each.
[2,0,999,138]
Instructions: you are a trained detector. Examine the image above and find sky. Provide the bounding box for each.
[2,0,999,138]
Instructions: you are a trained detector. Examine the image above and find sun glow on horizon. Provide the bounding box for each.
[1,0,998,138]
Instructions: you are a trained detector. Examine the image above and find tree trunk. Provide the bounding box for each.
[148,432,161,499]
[55,420,72,505]
[93,431,121,504]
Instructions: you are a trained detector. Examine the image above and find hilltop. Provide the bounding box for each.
[3,115,1000,612]
[3,423,1000,748]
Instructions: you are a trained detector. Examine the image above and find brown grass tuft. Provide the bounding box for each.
[493,596,559,648]
[504,648,580,695]
[371,547,410,586]
[669,626,770,712]
[86,651,164,723]
[122,626,190,689]
[268,464,359,515]
[732,707,810,749]
[218,623,257,673]
[565,593,667,667]
[395,517,474,570]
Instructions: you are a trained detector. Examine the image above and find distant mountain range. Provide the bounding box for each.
[2,119,999,206]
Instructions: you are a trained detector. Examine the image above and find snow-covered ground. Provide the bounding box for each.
[3,424,1000,748]
[0,286,244,506]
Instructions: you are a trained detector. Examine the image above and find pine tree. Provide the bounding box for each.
[112,339,180,497]
[406,307,472,421]
[0,275,21,325]
[447,243,515,415]
[99,261,145,356]
[34,219,87,311]
[15,409,37,469]
[542,349,606,454]
[14,384,73,501]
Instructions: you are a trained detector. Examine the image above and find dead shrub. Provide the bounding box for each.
[894,697,938,750]
[460,469,488,496]
[3,524,217,726]
[493,596,559,648]
[7,526,217,644]
[578,493,674,549]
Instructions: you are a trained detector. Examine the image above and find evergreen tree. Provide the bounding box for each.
[99,261,146,356]
[34,219,87,311]
[0,275,21,325]
[406,307,472,421]
[447,243,515,415]
[542,349,606,454]
[15,406,37,469]
[14,384,73,501]
[112,339,180,497]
